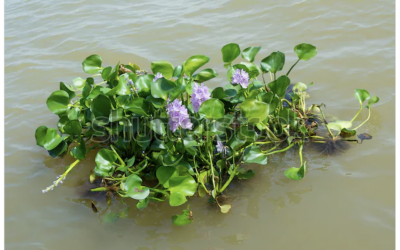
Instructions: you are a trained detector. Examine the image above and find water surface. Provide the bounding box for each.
[5,0,395,249]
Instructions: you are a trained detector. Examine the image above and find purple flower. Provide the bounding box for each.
[192,83,211,112]
[153,72,164,82]
[231,69,249,88]
[216,141,224,153]
[167,99,193,132]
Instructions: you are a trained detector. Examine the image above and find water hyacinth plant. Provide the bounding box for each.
[35,43,379,225]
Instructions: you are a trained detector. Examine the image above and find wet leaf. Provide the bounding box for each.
[193,68,218,82]
[137,198,150,210]
[151,60,174,79]
[219,204,231,213]
[125,174,150,200]
[172,209,193,226]
[327,121,352,132]
[240,99,270,124]
[183,55,210,76]
[354,89,370,105]
[268,75,291,98]
[243,146,268,165]
[261,51,285,73]
[168,175,197,206]
[82,55,102,74]
[284,162,306,180]
[43,128,63,151]
[198,98,225,120]
[221,43,240,66]
[35,126,48,147]
[366,95,379,108]
[46,90,70,115]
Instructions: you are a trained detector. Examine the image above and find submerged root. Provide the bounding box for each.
[311,137,352,155]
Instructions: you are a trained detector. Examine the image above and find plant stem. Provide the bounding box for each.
[218,151,238,194]
[317,106,336,138]
[353,108,371,130]
[264,143,294,155]
[350,104,363,123]
[208,152,216,191]
[110,145,126,166]
[286,59,300,76]
[299,144,303,165]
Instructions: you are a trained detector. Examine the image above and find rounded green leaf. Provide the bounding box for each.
[239,62,261,78]
[172,209,193,226]
[240,99,270,124]
[64,120,82,136]
[94,148,117,177]
[183,55,210,76]
[243,146,268,165]
[82,54,102,74]
[354,89,370,105]
[70,140,86,160]
[125,174,150,200]
[46,90,70,115]
[156,166,178,188]
[150,119,166,136]
[48,141,68,158]
[125,97,152,116]
[261,51,285,73]
[327,120,352,132]
[294,43,317,61]
[72,77,86,90]
[278,108,298,125]
[198,98,225,120]
[168,175,197,206]
[219,204,231,213]
[193,69,218,82]
[284,162,306,180]
[151,60,174,79]
[35,126,48,147]
[60,82,76,99]
[268,75,291,98]
[221,43,240,65]
[115,73,137,96]
[241,46,261,62]
[366,95,379,108]
[135,74,153,96]
[43,128,63,151]
[151,78,182,100]
[90,95,112,118]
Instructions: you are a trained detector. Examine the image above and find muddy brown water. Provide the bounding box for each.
[5,0,394,249]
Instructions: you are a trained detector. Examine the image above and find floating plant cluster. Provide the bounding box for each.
[35,43,379,225]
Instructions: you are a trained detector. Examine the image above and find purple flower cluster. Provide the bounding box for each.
[216,141,224,153]
[167,99,193,132]
[231,69,249,88]
[125,75,137,93]
[153,72,164,82]
[192,83,211,112]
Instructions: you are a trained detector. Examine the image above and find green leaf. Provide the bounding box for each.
[261,51,285,73]
[172,209,192,226]
[327,121,352,132]
[64,120,82,136]
[35,126,48,147]
[294,43,317,61]
[48,141,68,158]
[135,74,153,96]
[125,174,150,200]
[259,92,280,114]
[90,95,112,118]
[125,97,152,116]
[366,96,379,108]
[156,166,178,188]
[60,82,76,99]
[239,62,261,78]
[151,78,182,100]
[243,146,268,165]
[94,149,117,177]
[46,90,70,115]
[150,119,166,136]
[237,169,255,179]
[292,82,308,92]
[43,128,63,151]
[136,198,149,210]
[198,98,225,120]
[354,89,370,106]
[173,65,183,78]
[146,96,165,108]
[284,162,306,180]
[268,75,291,98]
[151,60,174,79]
[72,77,86,90]
[70,140,86,160]
[241,46,261,62]
[115,73,136,96]
[67,107,80,121]
[221,43,240,65]
[240,99,270,124]
[168,175,197,206]
[101,66,112,81]
[278,108,298,125]
[219,204,231,213]
[82,54,102,74]
[183,55,210,76]
[193,69,218,82]
[340,128,357,137]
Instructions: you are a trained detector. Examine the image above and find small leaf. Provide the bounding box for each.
[243,146,268,165]
[183,55,210,76]
[193,68,218,82]
[172,209,193,226]
[327,121,352,132]
[219,204,231,213]
[198,98,225,120]
[151,60,174,79]
[43,128,63,151]
[221,43,241,65]
[294,43,317,61]
[149,119,166,136]
[240,99,270,124]
[268,75,291,98]
[241,46,261,62]
[354,89,370,106]
[35,126,48,147]
[82,55,102,74]
[366,95,379,108]
[284,162,306,180]
[46,90,70,115]
[261,51,285,73]
[125,174,150,200]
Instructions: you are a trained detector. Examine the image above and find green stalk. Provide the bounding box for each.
[350,104,363,123]
[110,145,126,166]
[299,144,303,165]
[208,152,216,191]
[353,108,371,130]
[218,151,238,194]
[286,59,300,76]
[317,106,335,138]
[264,143,294,155]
